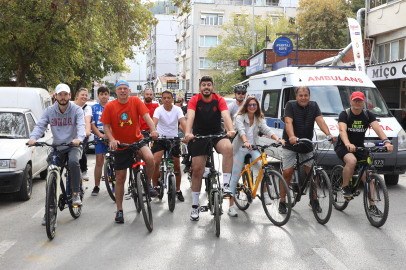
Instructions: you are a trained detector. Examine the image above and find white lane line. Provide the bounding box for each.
[313,248,349,270]
[32,207,44,219]
[0,240,17,258]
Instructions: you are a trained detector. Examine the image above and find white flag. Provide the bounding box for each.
[348,18,365,73]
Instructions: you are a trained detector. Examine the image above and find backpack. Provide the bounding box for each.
[345,108,369,122]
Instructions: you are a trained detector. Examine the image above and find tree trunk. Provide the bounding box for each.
[16,62,26,87]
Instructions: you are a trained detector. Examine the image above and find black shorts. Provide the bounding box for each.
[335,145,368,163]
[151,140,181,158]
[190,136,226,158]
[114,142,147,171]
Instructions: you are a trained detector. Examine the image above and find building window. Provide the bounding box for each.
[200,36,219,47]
[199,57,220,69]
[186,58,191,70]
[186,79,190,91]
[378,39,405,63]
[200,14,223,26]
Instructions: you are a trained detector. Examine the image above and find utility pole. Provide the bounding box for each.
[252,0,255,55]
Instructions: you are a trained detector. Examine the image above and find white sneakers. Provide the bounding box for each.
[82,171,89,181]
[228,206,238,217]
[263,193,272,205]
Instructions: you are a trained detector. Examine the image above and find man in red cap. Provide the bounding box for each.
[335,91,393,216]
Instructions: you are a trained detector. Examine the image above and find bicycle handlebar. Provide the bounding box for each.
[297,138,333,144]
[87,138,110,145]
[26,142,83,147]
[194,134,226,139]
[355,146,387,153]
[155,136,183,141]
[117,138,150,149]
[242,143,282,150]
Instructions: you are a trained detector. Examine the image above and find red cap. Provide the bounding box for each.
[350,92,365,101]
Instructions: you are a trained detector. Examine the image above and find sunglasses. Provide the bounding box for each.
[236,92,246,95]
[248,103,257,108]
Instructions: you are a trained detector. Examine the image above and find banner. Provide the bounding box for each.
[348,18,365,73]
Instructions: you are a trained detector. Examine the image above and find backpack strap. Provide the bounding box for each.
[82,104,87,111]
[346,108,369,121]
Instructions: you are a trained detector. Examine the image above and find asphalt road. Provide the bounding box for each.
[1,153,406,269]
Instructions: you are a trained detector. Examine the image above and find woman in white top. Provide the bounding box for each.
[228,96,285,217]
[74,88,92,180]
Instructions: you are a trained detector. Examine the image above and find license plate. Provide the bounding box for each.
[373,159,384,167]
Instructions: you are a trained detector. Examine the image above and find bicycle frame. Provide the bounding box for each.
[239,150,270,199]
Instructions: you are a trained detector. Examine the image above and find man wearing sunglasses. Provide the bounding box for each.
[228,85,247,122]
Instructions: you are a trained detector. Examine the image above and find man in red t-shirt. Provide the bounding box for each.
[100,80,159,223]
[184,76,235,221]
[140,89,159,135]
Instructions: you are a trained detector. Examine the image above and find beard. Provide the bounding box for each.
[57,99,69,106]
[145,97,152,103]
[202,89,212,97]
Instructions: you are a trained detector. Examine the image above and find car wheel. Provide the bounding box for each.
[14,164,33,201]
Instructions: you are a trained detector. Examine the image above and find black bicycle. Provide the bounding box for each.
[330,144,389,227]
[28,142,85,240]
[282,138,333,225]
[118,139,153,232]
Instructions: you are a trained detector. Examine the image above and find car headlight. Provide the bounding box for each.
[0,159,17,168]
[315,129,334,150]
[398,129,406,151]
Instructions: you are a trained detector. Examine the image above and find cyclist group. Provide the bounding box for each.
[28,75,394,225]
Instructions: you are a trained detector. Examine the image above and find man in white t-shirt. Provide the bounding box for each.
[152,90,186,201]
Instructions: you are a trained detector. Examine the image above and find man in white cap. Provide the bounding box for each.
[28,83,86,225]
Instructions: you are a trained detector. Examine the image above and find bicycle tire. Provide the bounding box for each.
[103,159,116,202]
[213,191,220,237]
[158,170,165,200]
[330,165,349,211]
[363,173,389,228]
[129,170,141,213]
[69,176,83,219]
[261,170,291,226]
[205,176,210,193]
[136,169,153,232]
[167,174,176,212]
[46,171,58,240]
[310,170,333,225]
[234,171,250,211]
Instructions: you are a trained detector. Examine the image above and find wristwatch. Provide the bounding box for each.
[383,139,392,144]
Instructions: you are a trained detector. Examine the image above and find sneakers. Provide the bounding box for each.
[228,206,238,217]
[279,201,288,214]
[72,193,82,206]
[154,186,160,196]
[309,199,322,213]
[91,186,100,196]
[263,193,272,205]
[190,205,200,221]
[183,164,191,173]
[222,184,234,198]
[82,171,89,181]
[341,185,353,198]
[369,205,383,217]
[177,190,185,202]
[115,210,124,223]
[148,184,158,197]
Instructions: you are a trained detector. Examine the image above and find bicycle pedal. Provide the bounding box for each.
[82,179,89,182]
[200,206,209,212]
[354,191,360,196]
[101,176,105,182]
[124,194,132,200]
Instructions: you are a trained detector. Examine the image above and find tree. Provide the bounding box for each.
[296,0,352,49]
[207,12,294,94]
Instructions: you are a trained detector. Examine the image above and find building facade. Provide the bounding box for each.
[365,0,406,108]
[174,0,299,94]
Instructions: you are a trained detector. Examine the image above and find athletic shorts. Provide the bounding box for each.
[114,142,147,171]
[190,136,226,158]
[95,142,108,155]
[335,145,368,163]
[151,140,181,158]
[281,148,313,170]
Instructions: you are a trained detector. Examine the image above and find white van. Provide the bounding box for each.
[244,67,406,185]
[0,87,53,200]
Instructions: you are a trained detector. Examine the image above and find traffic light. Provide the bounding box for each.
[238,60,250,67]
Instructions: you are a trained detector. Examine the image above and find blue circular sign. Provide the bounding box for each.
[273,37,293,57]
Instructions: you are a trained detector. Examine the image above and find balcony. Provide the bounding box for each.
[181,48,186,57]
[181,30,186,37]
[175,55,179,61]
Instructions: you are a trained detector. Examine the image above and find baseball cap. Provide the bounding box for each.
[350,91,365,101]
[55,84,71,94]
[116,80,130,88]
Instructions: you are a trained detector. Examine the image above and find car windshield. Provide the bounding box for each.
[308,86,390,117]
[0,112,28,138]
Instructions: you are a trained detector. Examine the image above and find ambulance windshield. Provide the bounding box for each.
[309,86,390,117]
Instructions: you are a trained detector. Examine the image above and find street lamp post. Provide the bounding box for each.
[252,0,255,55]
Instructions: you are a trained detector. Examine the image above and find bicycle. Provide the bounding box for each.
[234,143,292,226]
[156,137,182,212]
[194,134,225,237]
[330,143,389,228]
[118,139,153,232]
[283,138,333,225]
[28,142,86,240]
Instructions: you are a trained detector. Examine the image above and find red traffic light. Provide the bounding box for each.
[238,60,250,67]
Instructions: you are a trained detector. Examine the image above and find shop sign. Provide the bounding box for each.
[246,52,265,76]
[367,61,406,81]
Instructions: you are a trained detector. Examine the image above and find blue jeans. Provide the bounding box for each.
[230,149,262,195]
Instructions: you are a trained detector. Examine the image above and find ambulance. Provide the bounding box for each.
[243,67,406,185]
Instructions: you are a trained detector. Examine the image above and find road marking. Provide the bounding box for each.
[32,207,44,219]
[313,248,349,270]
[0,240,17,258]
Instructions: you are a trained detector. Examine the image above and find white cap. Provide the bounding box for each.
[55,84,71,94]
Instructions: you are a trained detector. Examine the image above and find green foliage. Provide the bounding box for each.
[296,0,352,49]
[207,11,294,94]
[0,0,157,94]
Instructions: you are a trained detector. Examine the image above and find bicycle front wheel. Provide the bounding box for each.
[310,170,333,225]
[363,173,389,228]
[167,174,176,212]
[136,169,153,232]
[261,170,291,226]
[129,169,141,213]
[46,171,58,240]
[69,177,83,219]
[104,159,116,202]
[330,165,349,211]
[234,171,251,211]
[213,191,220,237]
